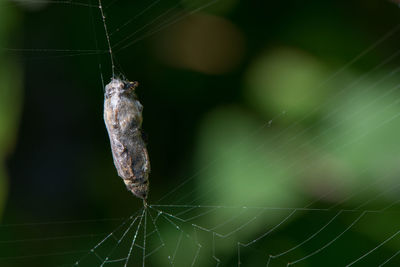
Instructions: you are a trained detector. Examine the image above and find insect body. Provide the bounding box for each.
[104,78,150,200]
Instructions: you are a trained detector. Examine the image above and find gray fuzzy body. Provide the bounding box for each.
[104,78,150,200]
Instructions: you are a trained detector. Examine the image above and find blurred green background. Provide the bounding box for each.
[1,0,400,266]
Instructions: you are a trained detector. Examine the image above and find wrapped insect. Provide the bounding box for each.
[104,78,150,200]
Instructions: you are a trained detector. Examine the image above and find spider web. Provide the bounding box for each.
[1,0,400,266]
